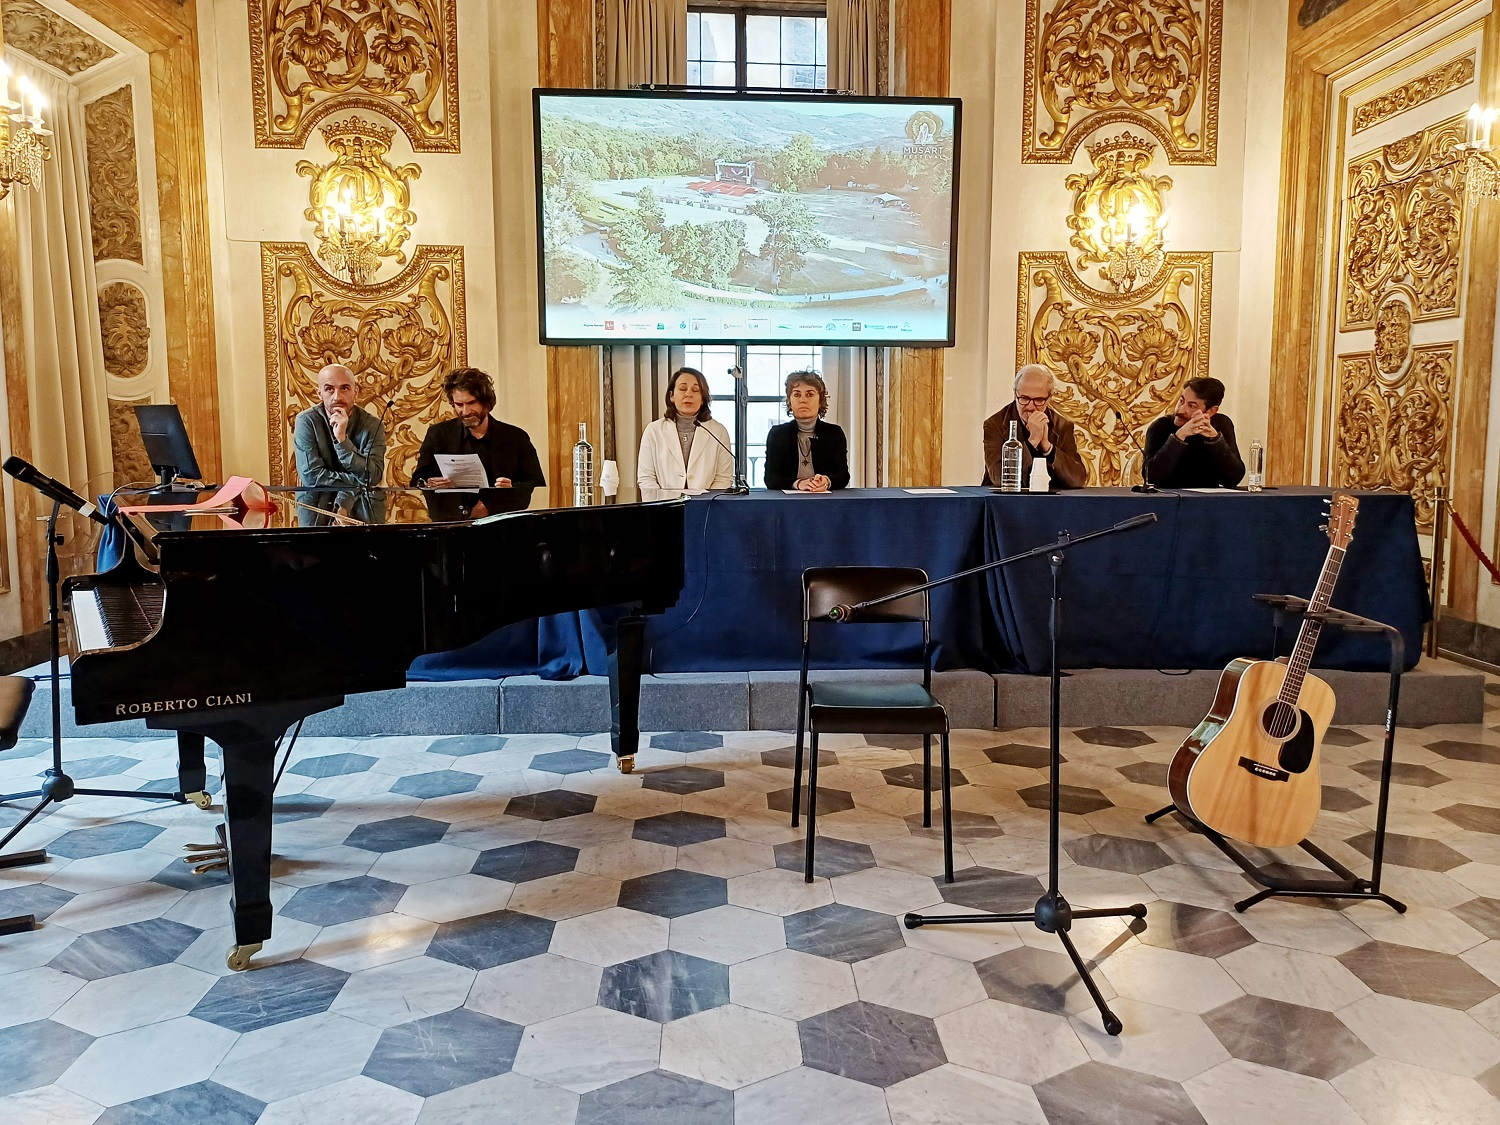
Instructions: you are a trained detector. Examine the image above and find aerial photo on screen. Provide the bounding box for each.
[535,93,958,344]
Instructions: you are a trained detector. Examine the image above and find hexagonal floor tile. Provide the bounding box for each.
[774,836,876,879]
[640,767,725,795]
[852,947,986,1018]
[766,787,854,815]
[599,949,730,1022]
[1320,785,1370,813]
[984,743,1059,768]
[1337,940,1498,1009]
[280,876,406,927]
[1074,726,1155,749]
[1018,784,1112,815]
[1033,1061,1206,1125]
[800,1000,946,1087]
[505,790,598,821]
[906,809,1004,840]
[660,1005,800,1090]
[669,905,785,967]
[1350,759,1449,787]
[1135,902,1254,960]
[362,1008,522,1096]
[94,1080,264,1125]
[471,840,580,883]
[576,1069,732,1125]
[427,735,507,757]
[1344,831,1468,872]
[632,812,726,847]
[935,866,1044,914]
[67,754,142,779]
[1425,740,1500,764]
[531,749,612,775]
[1438,804,1500,834]
[1323,727,1371,747]
[287,753,378,779]
[46,822,164,860]
[0,1020,94,1097]
[618,870,728,918]
[389,771,480,799]
[343,816,450,854]
[880,763,968,790]
[275,794,335,823]
[975,945,1114,1016]
[47,918,200,981]
[784,903,904,964]
[650,732,724,752]
[190,960,350,1033]
[761,746,836,770]
[0,884,74,924]
[1202,994,1372,1080]
[1116,762,1166,787]
[426,910,555,971]
[1454,898,1500,940]
[1063,834,1171,875]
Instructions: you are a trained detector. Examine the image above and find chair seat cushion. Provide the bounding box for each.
[808,681,947,734]
[0,676,35,751]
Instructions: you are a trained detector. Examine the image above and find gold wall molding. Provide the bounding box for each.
[1018,250,1212,486]
[1022,0,1222,165]
[1066,130,1171,292]
[1352,50,1475,134]
[98,282,149,379]
[262,242,466,488]
[1331,341,1453,529]
[83,86,144,266]
[1340,113,1466,330]
[250,0,460,153]
[2,0,115,75]
[1374,295,1411,375]
[107,399,154,489]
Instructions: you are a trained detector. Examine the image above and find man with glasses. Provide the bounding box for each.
[981,364,1088,490]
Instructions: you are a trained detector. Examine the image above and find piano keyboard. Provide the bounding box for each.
[70,585,165,652]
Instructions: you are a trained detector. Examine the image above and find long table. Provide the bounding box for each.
[410,487,1429,679]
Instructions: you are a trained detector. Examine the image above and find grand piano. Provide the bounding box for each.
[64,488,685,969]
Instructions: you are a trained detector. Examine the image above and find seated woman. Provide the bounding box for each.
[763,370,850,492]
[637,366,736,501]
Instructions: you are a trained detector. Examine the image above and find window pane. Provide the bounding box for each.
[783,17,817,63]
[687,61,702,85]
[699,12,736,60]
[747,400,786,488]
[814,64,827,90]
[687,12,700,59]
[681,345,740,402]
[746,15,781,64]
[745,62,779,88]
[784,64,820,89]
[816,20,827,65]
[701,60,737,88]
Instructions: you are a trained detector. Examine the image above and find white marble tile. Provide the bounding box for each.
[213,1011,380,1102]
[367,844,478,886]
[164,882,296,931]
[395,873,513,924]
[1217,943,1371,1011]
[329,955,476,1028]
[659,1003,801,1089]
[270,845,378,888]
[56,1016,238,1107]
[727,868,835,916]
[414,1071,578,1125]
[0,924,86,976]
[550,905,668,966]
[1331,1057,1500,1125]
[0,1084,104,1125]
[0,966,86,1028]
[1462,938,1500,987]
[176,916,322,977]
[511,1005,661,1093]
[301,912,436,973]
[730,948,857,1021]
[1141,863,1258,910]
[1345,901,1487,955]
[1072,998,1230,1081]
[1337,993,1500,1078]
[505,872,621,921]
[255,1074,423,1125]
[885,1064,1048,1125]
[853,947,986,1018]
[735,1066,891,1125]
[677,837,778,878]
[900,905,1023,962]
[40,882,183,934]
[1098,943,1244,1014]
[52,963,216,1037]
[1184,1059,1363,1125]
[573,838,677,881]
[935,999,1088,1085]
[534,813,636,849]
[669,904,785,965]
[830,866,942,916]
[467,953,602,1026]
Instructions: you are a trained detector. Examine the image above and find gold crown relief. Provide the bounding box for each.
[1084,131,1156,163]
[319,116,398,150]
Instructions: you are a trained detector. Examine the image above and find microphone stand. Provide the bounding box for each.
[1112,408,1159,493]
[842,514,1156,1038]
[695,419,749,495]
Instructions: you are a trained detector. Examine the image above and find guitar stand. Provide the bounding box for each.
[1144,594,1407,915]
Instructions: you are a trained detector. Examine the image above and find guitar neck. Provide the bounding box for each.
[1279,544,1347,706]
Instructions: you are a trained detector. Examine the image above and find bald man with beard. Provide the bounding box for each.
[293,364,388,522]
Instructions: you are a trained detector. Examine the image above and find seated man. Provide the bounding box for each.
[981,364,1087,489]
[293,363,387,524]
[1144,377,1245,488]
[412,367,544,519]
[763,370,850,492]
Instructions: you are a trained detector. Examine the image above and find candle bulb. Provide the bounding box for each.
[1470,102,1483,146]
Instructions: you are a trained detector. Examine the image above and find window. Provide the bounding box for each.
[685,6,827,487]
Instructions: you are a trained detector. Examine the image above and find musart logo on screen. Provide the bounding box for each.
[904,110,946,156]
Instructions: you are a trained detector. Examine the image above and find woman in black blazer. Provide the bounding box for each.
[763,370,850,491]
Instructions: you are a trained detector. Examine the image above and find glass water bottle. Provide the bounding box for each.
[572,423,594,507]
[999,421,1024,493]
[1247,440,1264,493]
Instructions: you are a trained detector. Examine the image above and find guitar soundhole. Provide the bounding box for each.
[1261,700,1300,740]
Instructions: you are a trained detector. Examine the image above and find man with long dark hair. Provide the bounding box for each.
[413,367,544,517]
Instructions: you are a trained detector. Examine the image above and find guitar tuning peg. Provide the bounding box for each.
[1319,523,1329,533]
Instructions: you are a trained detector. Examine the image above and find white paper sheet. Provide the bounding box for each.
[434,453,487,491]
[902,487,956,494]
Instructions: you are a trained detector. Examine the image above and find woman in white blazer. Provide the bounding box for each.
[637,366,736,501]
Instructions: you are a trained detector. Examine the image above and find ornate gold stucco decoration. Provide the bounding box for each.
[98,282,150,379]
[297,115,419,286]
[2,0,116,76]
[1332,342,1453,530]
[83,86,144,266]
[1067,131,1171,292]
[108,399,156,490]
[1022,0,1221,165]
[250,0,460,152]
[1341,114,1465,330]
[1352,52,1475,136]
[1019,250,1212,486]
[262,242,466,489]
[1374,295,1412,376]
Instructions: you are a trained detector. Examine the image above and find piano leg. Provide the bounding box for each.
[609,614,646,774]
[219,736,276,970]
[176,732,212,809]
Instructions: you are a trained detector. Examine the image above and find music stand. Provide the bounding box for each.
[134,404,201,493]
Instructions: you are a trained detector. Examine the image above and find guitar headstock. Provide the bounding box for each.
[1322,492,1359,548]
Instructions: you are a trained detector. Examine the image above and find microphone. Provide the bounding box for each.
[728,365,744,379]
[1112,512,1159,532]
[3,457,106,524]
[1112,408,1159,493]
[694,419,749,495]
[827,603,857,622]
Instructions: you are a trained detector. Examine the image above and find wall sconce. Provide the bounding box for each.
[1067,131,1171,295]
[1459,102,1500,206]
[321,183,387,287]
[1098,201,1167,294]
[0,65,52,199]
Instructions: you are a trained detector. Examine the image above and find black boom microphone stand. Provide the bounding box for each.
[0,458,187,879]
[832,512,1158,1037]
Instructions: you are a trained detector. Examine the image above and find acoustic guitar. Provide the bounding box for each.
[1167,493,1359,849]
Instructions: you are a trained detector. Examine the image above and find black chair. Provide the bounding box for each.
[793,567,953,883]
[0,675,38,935]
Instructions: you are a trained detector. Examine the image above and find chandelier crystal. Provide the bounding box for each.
[0,66,52,198]
[1459,102,1500,208]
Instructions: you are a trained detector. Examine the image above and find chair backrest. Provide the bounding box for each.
[803,566,930,626]
[0,676,35,752]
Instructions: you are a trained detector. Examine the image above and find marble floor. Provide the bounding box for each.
[5,697,1500,1124]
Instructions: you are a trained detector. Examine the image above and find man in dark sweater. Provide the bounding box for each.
[1144,377,1245,488]
[412,367,545,518]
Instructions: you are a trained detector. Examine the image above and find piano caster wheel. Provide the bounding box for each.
[226,943,262,972]
[617,755,635,775]
[187,791,212,810]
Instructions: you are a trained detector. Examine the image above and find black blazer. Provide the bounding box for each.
[763,419,850,490]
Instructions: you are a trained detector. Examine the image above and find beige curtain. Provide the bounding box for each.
[828,0,882,95]
[10,59,112,504]
[605,0,688,88]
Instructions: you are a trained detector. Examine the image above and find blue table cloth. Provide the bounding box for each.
[409,487,1428,680]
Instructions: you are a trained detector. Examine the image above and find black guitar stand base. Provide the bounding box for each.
[1144,593,1407,915]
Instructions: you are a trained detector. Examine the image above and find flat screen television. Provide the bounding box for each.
[533,89,961,346]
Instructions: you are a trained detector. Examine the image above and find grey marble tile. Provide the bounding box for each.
[766,786,855,815]
[640,767,726,795]
[389,770,481,799]
[428,735,507,757]
[1337,940,1499,1009]
[576,1069,733,1125]
[1074,726,1155,748]
[650,732,724,752]
[1350,759,1448,787]
[507,789,598,821]
[531,749,613,775]
[599,949,730,1022]
[880,762,968,789]
[1323,727,1371,747]
[1135,902,1254,959]
[47,822,163,860]
[287,752,378,778]
[190,958,350,1033]
[762,746,837,769]
[1321,785,1370,812]
[343,815,451,854]
[1033,1061,1207,1125]
[1344,831,1467,872]
[1425,739,1500,764]
[985,743,1058,768]
[0,882,75,922]
[1453,897,1500,939]
[0,1019,93,1097]
[427,909,555,971]
[471,840,580,883]
[976,945,1112,1016]
[784,903,904,964]
[799,1000,946,1087]
[775,836,876,879]
[1064,834,1171,875]
[280,875,406,927]
[1116,761,1165,786]
[362,1008,522,1096]
[1437,803,1500,834]
[632,812,726,847]
[936,866,1045,914]
[67,755,142,780]
[48,918,200,981]
[1018,783,1111,815]
[1202,994,1372,1080]
[618,870,727,918]
[275,794,335,822]
[94,1080,264,1125]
